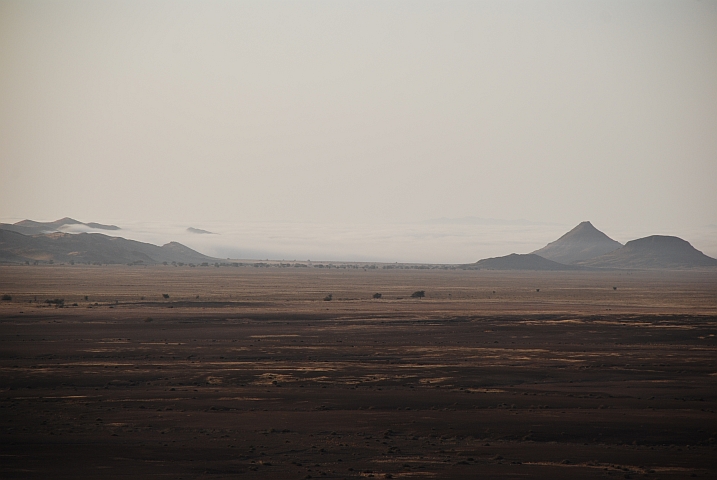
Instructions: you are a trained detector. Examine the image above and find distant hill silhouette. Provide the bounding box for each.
[471,253,580,270]
[0,229,217,265]
[187,227,215,235]
[532,221,622,264]
[0,217,119,236]
[579,235,717,269]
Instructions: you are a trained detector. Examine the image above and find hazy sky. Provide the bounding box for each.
[1,1,716,235]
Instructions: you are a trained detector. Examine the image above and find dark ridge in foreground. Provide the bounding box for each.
[532,221,622,264]
[0,228,217,265]
[471,253,579,270]
[579,235,717,269]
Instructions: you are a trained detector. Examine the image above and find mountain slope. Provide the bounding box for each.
[579,235,717,269]
[471,253,580,270]
[0,217,120,236]
[532,221,622,264]
[0,229,217,265]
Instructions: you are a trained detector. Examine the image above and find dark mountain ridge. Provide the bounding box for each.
[0,229,217,265]
[579,235,717,269]
[1,217,120,236]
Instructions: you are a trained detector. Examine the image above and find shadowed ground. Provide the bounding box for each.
[1,266,716,479]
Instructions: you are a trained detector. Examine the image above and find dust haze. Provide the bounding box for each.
[1,1,716,237]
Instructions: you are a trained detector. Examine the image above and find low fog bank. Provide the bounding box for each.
[47,221,570,264]
[15,220,715,264]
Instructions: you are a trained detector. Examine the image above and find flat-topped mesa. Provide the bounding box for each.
[579,235,717,269]
[532,221,622,265]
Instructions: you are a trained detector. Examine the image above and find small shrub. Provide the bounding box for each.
[373,293,382,299]
[162,294,170,299]
[1,294,11,301]
[45,298,64,306]
[144,317,153,323]
[410,290,425,299]
[323,294,333,301]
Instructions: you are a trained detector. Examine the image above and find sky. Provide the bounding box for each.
[1,1,716,262]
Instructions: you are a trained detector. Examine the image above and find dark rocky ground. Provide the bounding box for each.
[1,266,716,479]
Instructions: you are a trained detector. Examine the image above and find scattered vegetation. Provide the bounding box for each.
[1,294,11,301]
[45,298,65,306]
[162,294,170,299]
[373,293,382,299]
[323,294,333,301]
[410,290,425,299]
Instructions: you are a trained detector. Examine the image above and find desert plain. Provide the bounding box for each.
[1,265,716,479]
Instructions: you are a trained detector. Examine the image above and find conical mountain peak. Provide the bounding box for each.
[532,221,622,264]
[557,221,611,241]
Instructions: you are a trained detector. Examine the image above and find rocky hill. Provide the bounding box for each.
[471,253,580,270]
[0,217,119,236]
[0,229,217,265]
[532,221,622,264]
[579,235,717,269]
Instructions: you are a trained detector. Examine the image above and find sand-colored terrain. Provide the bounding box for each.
[1,265,716,479]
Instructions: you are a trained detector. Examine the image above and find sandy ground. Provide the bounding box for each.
[1,265,716,479]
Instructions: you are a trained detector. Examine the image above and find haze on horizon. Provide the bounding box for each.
[1,1,716,257]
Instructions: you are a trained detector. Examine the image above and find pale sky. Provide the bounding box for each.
[1,1,716,245]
